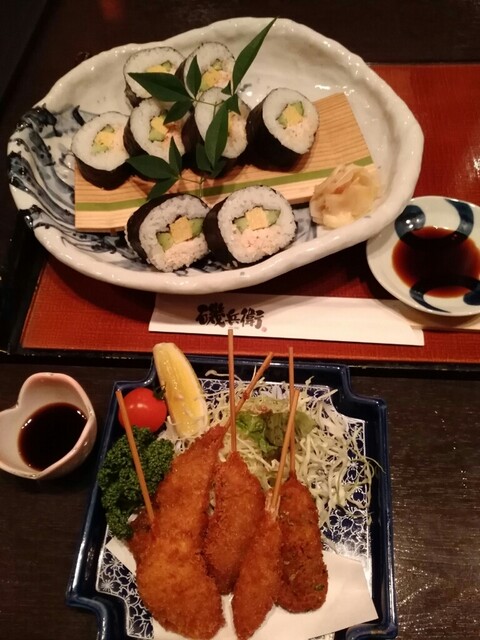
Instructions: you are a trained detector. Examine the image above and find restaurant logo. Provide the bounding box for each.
[196,303,265,329]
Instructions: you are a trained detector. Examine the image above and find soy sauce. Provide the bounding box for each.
[392,226,480,297]
[19,403,87,470]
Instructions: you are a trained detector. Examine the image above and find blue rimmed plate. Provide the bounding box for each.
[366,196,480,316]
[66,356,397,640]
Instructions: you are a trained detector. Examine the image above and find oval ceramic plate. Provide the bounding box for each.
[7,17,423,294]
[366,196,480,316]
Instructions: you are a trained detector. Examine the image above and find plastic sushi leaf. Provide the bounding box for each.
[163,100,192,124]
[168,138,182,176]
[127,155,178,180]
[204,102,229,167]
[148,177,178,200]
[129,72,191,102]
[228,17,277,94]
[185,55,202,98]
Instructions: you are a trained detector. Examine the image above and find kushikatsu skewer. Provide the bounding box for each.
[204,330,266,594]
[277,348,329,613]
[232,389,299,640]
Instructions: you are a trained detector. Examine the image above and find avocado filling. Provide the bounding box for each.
[149,114,168,142]
[157,216,204,250]
[234,207,281,232]
[199,59,224,93]
[91,124,116,154]
[277,101,304,128]
[145,60,173,73]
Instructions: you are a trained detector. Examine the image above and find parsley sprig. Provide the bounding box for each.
[127,18,276,197]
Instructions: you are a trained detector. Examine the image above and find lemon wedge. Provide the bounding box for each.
[153,343,208,437]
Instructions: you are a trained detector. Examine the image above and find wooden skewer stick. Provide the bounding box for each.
[288,347,296,477]
[271,388,300,515]
[226,351,274,429]
[115,389,155,524]
[228,329,237,452]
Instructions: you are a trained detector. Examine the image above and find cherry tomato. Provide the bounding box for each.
[118,387,167,433]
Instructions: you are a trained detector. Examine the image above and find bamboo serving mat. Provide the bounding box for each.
[17,64,480,365]
[74,93,373,232]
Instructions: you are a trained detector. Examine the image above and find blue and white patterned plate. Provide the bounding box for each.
[366,196,480,316]
[66,357,396,640]
[7,17,423,294]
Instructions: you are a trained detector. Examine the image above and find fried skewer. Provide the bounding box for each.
[232,390,299,640]
[276,349,329,613]
[204,331,266,594]
[133,425,226,639]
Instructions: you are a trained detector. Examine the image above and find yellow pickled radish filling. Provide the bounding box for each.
[234,207,281,232]
[91,124,116,154]
[145,60,173,73]
[149,114,168,142]
[199,59,224,92]
[277,101,305,128]
[157,216,204,250]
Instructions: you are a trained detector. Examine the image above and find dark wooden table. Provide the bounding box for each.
[1,2,480,639]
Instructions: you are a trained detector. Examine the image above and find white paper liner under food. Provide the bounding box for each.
[107,537,378,640]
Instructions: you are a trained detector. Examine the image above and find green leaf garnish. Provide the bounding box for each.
[129,72,191,102]
[168,138,182,175]
[186,55,202,98]
[209,157,227,178]
[148,177,178,199]
[224,93,240,115]
[204,102,229,167]
[128,155,178,180]
[163,100,192,124]
[228,18,277,94]
[195,143,213,173]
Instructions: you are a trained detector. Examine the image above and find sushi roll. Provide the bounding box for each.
[246,88,319,169]
[203,186,296,266]
[126,194,210,272]
[124,46,185,107]
[182,87,250,167]
[71,112,130,189]
[177,42,235,96]
[124,98,187,167]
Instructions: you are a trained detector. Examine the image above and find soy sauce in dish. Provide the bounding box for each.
[392,226,480,297]
[19,403,87,470]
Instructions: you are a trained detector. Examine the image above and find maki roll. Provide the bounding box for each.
[126,194,210,272]
[177,42,235,95]
[203,186,296,266]
[71,112,130,189]
[124,46,184,107]
[124,98,187,167]
[182,87,250,168]
[246,88,319,169]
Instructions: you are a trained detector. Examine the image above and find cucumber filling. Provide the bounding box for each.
[157,216,204,250]
[277,102,304,128]
[234,208,281,232]
[145,60,173,73]
[91,124,116,154]
[149,114,168,142]
[199,59,225,93]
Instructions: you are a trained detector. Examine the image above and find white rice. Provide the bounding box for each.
[71,112,128,171]
[128,98,186,160]
[182,42,235,93]
[262,88,319,154]
[139,195,209,272]
[216,186,296,264]
[194,87,250,159]
[124,47,184,102]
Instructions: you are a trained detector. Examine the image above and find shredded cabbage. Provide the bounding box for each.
[197,375,376,530]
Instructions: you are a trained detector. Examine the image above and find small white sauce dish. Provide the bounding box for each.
[0,372,97,480]
[367,196,480,316]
